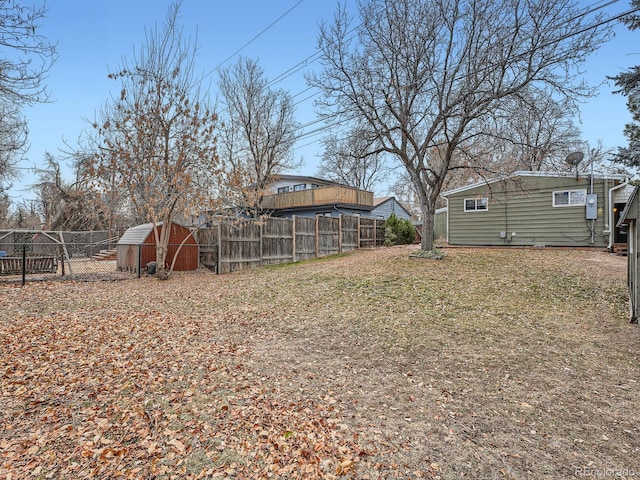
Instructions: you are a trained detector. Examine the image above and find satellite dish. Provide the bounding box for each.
[565,151,584,166]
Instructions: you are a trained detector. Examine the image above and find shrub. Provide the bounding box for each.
[383,214,416,246]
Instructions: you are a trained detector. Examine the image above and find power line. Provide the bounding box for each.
[210,0,307,74]
[285,1,638,155]
[157,0,640,166]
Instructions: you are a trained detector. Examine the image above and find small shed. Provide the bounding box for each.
[617,186,640,323]
[116,222,199,272]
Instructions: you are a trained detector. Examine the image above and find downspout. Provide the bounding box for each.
[442,195,450,244]
[608,176,631,250]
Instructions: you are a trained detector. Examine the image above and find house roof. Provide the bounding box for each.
[373,196,392,206]
[271,174,341,186]
[372,196,412,216]
[441,170,629,197]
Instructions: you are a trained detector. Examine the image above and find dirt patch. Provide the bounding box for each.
[1,247,638,479]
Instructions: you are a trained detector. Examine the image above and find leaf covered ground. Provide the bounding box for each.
[1,246,638,479]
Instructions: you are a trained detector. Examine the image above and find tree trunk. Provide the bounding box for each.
[155,222,170,280]
[156,243,169,280]
[420,203,436,252]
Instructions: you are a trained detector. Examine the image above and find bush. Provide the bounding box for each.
[383,214,416,246]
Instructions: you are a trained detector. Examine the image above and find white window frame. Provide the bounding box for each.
[464,197,489,212]
[552,189,587,207]
[277,186,290,194]
[293,183,306,191]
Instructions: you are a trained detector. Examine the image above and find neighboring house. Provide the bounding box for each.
[261,174,376,218]
[439,171,631,249]
[267,175,336,195]
[262,175,414,220]
[371,197,413,220]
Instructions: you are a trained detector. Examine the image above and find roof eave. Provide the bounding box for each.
[441,170,629,197]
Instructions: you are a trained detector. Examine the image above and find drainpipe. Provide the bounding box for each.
[608,176,631,250]
[442,195,450,244]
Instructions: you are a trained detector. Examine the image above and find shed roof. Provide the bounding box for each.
[618,185,640,227]
[117,222,157,246]
[441,170,628,197]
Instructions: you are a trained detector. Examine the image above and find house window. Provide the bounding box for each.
[552,189,586,207]
[464,197,488,212]
[277,186,290,194]
[293,183,306,191]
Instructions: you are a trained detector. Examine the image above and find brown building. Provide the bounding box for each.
[116,222,198,273]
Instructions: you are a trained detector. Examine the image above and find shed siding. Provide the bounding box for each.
[618,187,640,322]
[434,209,447,241]
[446,176,610,247]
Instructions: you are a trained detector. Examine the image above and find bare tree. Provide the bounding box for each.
[0,191,10,227]
[218,57,300,217]
[309,0,609,251]
[86,1,221,279]
[485,87,583,172]
[0,0,56,192]
[389,172,423,219]
[31,152,116,231]
[610,0,640,167]
[317,125,390,191]
[10,199,40,228]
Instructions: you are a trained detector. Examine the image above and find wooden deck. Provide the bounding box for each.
[613,243,628,256]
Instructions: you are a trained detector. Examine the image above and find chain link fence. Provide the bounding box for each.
[0,230,136,284]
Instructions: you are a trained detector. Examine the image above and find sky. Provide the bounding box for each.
[7,0,639,205]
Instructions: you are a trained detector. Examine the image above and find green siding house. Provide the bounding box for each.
[441,171,630,248]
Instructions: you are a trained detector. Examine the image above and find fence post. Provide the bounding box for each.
[259,220,264,267]
[291,216,296,263]
[374,219,378,246]
[315,215,319,259]
[217,222,222,275]
[21,243,26,286]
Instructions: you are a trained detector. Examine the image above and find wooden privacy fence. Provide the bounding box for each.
[197,215,384,274]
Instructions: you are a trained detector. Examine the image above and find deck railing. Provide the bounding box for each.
[261,185,373,210]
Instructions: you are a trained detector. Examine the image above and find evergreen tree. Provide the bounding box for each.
[611,1,640,166]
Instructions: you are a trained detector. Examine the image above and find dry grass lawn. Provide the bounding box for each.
[1,246,638,479]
